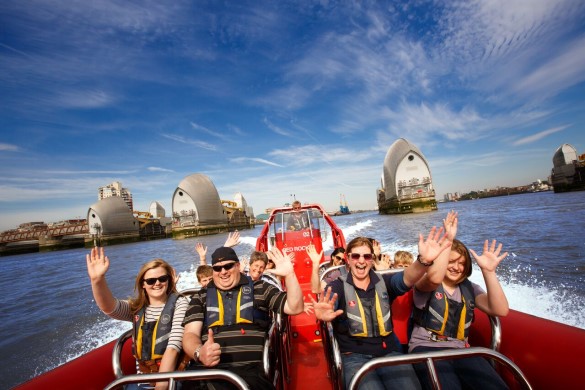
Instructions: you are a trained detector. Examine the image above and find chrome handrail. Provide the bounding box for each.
[104,369,250,390]
[490,315,502,351]
[347,347,532,390]
[263,321,276,378]
[326,322,344,390]
[112,329,133,379]
[319,264,345,284]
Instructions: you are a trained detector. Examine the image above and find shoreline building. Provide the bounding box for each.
[98,181,133,211]
[234,192,254,220]
[171,173,255,239]
[87,196,139,246]
[377,138,437,214]
[550,143,585,193]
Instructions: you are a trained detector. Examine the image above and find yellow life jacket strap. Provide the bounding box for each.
[457,295,467,340]
[374,293,391,336]
[208,290,225,328]
[135,315,145,360]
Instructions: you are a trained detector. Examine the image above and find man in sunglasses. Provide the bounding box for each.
[286,200,310,231]
[182,246,304,390]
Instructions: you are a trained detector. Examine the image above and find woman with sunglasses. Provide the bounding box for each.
[312,225,452,390]
[86,246,189,390]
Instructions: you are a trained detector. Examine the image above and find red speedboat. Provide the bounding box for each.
[14,204,585,389]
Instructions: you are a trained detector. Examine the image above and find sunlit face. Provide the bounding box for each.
[347,244,374,282]
[249,260,266,281]
[446,250,467,284]
[212,261,241,290]
[332,254,345,266]
[199,275,213,287]
[142,266,169,301]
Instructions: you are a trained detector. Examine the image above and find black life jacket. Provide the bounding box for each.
[413,280,475,340]
[132,293,179,361]
[204,276,269,329]
[340,273,393,337]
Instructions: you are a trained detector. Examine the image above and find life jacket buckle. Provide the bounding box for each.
[429,333,450,342]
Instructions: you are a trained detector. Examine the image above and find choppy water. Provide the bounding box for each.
[2,191,584,389]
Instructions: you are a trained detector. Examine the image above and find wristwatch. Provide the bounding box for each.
[417,254,434,267]
[194,345,202,362]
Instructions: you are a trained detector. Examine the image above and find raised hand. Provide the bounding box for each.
[266,247,294,277]
[200,328,221,367]
[224,231,241,247]
[469,240,508,273]
[86,246,109,281]
[418,226,451,263]
[240,256,250,272]
[375,253,392,270]
[306,244,323,267]
[195,242,207,259]
[443,210,458,242]
[309,287,344,322]
[372,239,381,260]
[303,299,315,315]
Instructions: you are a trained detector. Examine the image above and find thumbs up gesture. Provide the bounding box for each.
[200,328,221,367]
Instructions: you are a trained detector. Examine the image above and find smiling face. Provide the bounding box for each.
[212,261,241,290]
[142,266,169,303]
[347,244,374,283]
[445,250,467,285]
[249,259,266,281]
[332,254,345,266]
[199,275,213,287]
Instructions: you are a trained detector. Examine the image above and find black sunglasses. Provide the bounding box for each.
[143,275,170,285]
[212,262,237,272]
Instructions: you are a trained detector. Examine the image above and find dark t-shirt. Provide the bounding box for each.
[327,270,410,356]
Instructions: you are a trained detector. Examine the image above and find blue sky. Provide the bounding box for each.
[1,0,584,231]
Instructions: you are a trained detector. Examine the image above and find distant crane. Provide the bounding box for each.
[339,194,350,214]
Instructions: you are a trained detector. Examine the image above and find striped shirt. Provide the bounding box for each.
[106,295,189,352]
[182,274,287,368]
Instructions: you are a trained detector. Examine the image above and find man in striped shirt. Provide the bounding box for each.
[182,246,304,390]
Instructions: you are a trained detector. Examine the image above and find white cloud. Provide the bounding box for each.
[147,166,174,172]
[161,133,217,151]
[230,157,284,168]
[513,125,570,146]
[263,117,291,136]
[0,143,20,152]
[190,122,230,141]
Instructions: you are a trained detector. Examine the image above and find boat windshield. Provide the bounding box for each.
[267,207,327,250]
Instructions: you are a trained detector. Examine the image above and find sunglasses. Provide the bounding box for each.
[212,262,237,272]
[334,255,345,261]
[143,275,170,285]
[349,253,374,261]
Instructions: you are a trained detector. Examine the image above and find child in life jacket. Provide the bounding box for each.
[409,211,510,389]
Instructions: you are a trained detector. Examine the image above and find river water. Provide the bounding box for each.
[2,191,584,389]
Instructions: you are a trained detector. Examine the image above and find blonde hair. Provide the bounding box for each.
[128,259,178,313]
[394,251,414,267]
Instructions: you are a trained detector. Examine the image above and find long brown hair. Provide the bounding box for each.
[128,259,178,313]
